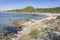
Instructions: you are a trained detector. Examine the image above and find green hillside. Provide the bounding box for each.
[7,6,60,13]
[36,7,60,13]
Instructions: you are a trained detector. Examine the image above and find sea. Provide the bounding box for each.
[0,12,48,35]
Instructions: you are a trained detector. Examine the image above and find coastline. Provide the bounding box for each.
[12,13,59,40]
[2,11,60,17]
[0,12,60,40]
[3,11,60,17]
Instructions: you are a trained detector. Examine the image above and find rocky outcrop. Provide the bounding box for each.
[45,31,60,40]
[45,19,60,40]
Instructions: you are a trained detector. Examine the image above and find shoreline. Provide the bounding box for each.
[2,12,60,18]
[0,12,60,40]
[3,11,60,14]
[12,14,58,40]
[2,11,60,16]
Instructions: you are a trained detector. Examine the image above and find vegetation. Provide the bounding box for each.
[36,7,60,13]
[30,28,39,39]
[18,27,51,40]
[41,27,51,32]
[7,6,60,13]
[56,16,60,19]
[30,27,51,39]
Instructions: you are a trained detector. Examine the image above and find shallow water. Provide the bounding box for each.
[0,12,48,34]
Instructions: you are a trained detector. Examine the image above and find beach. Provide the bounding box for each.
[12,13,60,40]
[0,13,60,40]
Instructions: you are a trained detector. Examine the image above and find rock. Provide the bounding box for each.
[45,31,60,40]
[55,27,60,32]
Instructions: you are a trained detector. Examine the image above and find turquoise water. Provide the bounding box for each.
[0,12,48,31]
[0,13,48,20]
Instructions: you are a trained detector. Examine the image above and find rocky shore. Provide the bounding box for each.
[0,13,60,40]
[17,18,60,40]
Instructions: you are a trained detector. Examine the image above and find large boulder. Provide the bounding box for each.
[45,31,60,40]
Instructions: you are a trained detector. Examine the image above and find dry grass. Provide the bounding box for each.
[18,34,30,40]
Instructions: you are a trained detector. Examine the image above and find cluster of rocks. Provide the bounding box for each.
[27,19,60,40]
[45,31,60,40]
[0,26,23,40]
[45,19,60,40]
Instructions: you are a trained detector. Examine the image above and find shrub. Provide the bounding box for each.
[30,28,39,39]
[56,16,60,19]
[41,27,51,32]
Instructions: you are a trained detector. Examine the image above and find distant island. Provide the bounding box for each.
[7,6,60,13]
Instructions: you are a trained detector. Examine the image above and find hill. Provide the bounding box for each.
[36,7,60,13]
[7,6,60,13]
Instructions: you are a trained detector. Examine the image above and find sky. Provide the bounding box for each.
[0,0,60,11]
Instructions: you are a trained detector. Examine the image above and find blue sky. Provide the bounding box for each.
[0,0,60,11]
